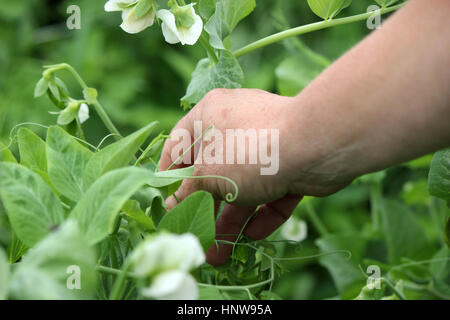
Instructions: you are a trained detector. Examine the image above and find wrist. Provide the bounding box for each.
[279,92,361,195]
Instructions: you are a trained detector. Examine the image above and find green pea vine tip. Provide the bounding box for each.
[161,174,239,203]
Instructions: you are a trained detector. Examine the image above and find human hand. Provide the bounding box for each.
[159,88,350,265]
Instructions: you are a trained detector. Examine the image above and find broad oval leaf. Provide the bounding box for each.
[70,167,155,245]
[83,122,157,187]
[157,191,215,252]
[71,166,192,245]
[428,148,450,200]
[307,0,350,20]
[380,199,429,264]
[46,126,93,201]
[0,163,64,247]
[181,50,244,109]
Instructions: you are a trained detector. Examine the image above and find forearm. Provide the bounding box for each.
[285,0,450,187]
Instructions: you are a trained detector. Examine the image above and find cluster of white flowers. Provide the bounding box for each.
[131,233,205,300]
[104,0,203,45]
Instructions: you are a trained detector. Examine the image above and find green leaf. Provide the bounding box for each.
[315,234,366,299]
[199,286,224,300]
[7,231,28,263]
[46,126,93,201]
[152,166,194,187]
[8,220,97,299]
[17,128,47,173]
[122,200,155,232]
[204,0,255,50]
[0,247,8,300]
[380,199,429,264]
[181,50,244,109]
[83,122,157,187]
[0,163,64,247]
[134,187,168,226]
[0,141,17,163]
[375,0,400,7]
[306,0,350,20]
[34,77,48,98]
[70,167,154,245]
[198,0,217,19]
[445,217,450,248]
[428,148,450,200]
[157,191,215,252]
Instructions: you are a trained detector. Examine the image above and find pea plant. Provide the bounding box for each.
[0,0,449,300]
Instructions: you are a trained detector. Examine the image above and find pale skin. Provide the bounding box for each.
[159,0,450,265]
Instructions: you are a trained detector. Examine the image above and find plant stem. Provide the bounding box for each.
[91,101,122,140]
[96,265,138,278]
[109,261,133,300]
[370,182,382,231]
[199,33,219,64]
[305,201,328,237]
[233,3,404,58]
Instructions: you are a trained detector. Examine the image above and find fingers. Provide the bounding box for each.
[206,195,302,266]
[159,107,198,172]
[206,204,256,266]
[165,177,199,210]
[244,195,302,240]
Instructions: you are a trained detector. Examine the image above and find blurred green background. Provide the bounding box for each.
[1,0,448,300]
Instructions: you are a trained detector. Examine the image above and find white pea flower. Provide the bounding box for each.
[141,270,198,300]
[105,0,156,34]
[132,233,205,277]
[131,233,205,300]
[281,217,308,242]
[157,3,203,45]
[78,103,90,124]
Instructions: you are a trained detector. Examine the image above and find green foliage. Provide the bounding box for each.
[157,191,215,252]
[8,221,96,299]
[380,199,429,264]
[428,148,450,200]
[46,126,93,201]
[0,247,8,300]
[70,167,155,245]
[306,0,352,20]
[181,50,243,109]
[17,128,47,174]
[316,234,366,299]
[0,163,64,247]
[83,122,157,187]
[204,0,256,50]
